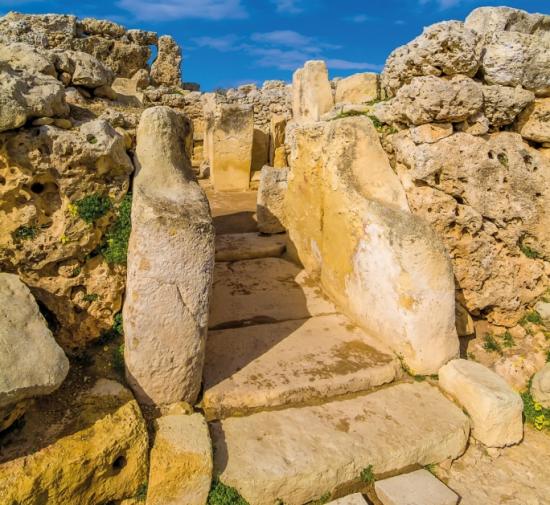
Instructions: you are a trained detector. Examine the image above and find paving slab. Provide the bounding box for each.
[447,427,550,505]
[215,232,286,262]
[203,314,400,419]
[329,493,368,504]
[211,382,470,505]
[208,257,337,329]
[374,469,458,505]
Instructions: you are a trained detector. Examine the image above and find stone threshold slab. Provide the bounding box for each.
[208,257,337,330]
[211,382,470,505]
[215,232,286,262]
[203,314,400,420]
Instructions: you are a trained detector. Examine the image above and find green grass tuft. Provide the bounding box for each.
[502,331,515,348]
[112,343,125,374]
[482,333,502,355]
[208,479,249,505]
[75,194,112,224]
[83,293,99,302]
[360,465,375,485]
[101,193,132,265]
[135,482,148,501]
[520,311,544,327]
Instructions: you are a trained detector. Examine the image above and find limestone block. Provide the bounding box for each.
[534,301,550,327]
[531,363,550,409]
[465,6,548,36]
[381,21,481,95]
[252,128,270,172]
[374,470,459,505]
[480,31,550,95]
[0,273,69,428]
[515,98,550,143]
[391,130,550,326]
[269,114,287,165]
[439,359,523,447]
[482,84,534,128]
[124,106,215,406]
[0,379,149,504]
[285,116,458,374]
[150,35,182,87]
[377,75,483,126]
[212,382,469,505]
[410,123,453,144]
[0,62,69,132]
[292,60,334,122]
[210,104,254,191]
[257,166,289,234]
[329,494,368,504]
[52,49,114,88]
[147,413,213,505]
[335,72,378,105]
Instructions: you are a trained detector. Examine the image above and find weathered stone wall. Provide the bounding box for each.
[374,6,550,327]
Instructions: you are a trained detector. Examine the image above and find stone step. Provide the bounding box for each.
[208,257,337,330]
[215,232,286,262]
[211,382,470,505]
[202,314,400,420]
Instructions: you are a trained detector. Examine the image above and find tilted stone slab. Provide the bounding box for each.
[203,314,400,419]
[215,233,286,262]
[212,382,470,505]
[375,469,459,505]
[208,257,337,329]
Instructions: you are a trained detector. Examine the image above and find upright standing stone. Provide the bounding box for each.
[257,166,289,234]
[124,106,215,406]
[292,60,334,123]
[210,104,254,191]
[439,359,523,447]
[151,35,182,87]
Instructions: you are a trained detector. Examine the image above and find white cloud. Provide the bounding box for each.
[192,35,242,52]
[190,29,380,73]
[251,30,313,47]
[346,14,371,23]
[270,0,304,14]
[418,0,462,9]
[325,59,382,71]
[116,0,248,21]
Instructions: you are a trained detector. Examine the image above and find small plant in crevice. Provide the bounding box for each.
[83,293,99,302]
[135,481,148,501]
[13,225,37,241]
[207,479,249,505]
[101,193,132,265]
[310,492,331,505]
[112,343,125,374]
[75,194,112,224]
[360,464,375,485]
[522,382,550,431]
[502,330,515,348]
[520,310,544,327]
[497,152,509,167]
[482,333,502,355]
[98,312,124,344]
[424,463,437,475]
[519,242,542,260]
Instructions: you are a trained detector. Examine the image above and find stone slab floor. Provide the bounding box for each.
[200,187,474,505]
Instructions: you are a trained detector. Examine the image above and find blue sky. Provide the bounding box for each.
[2,0,547,90]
